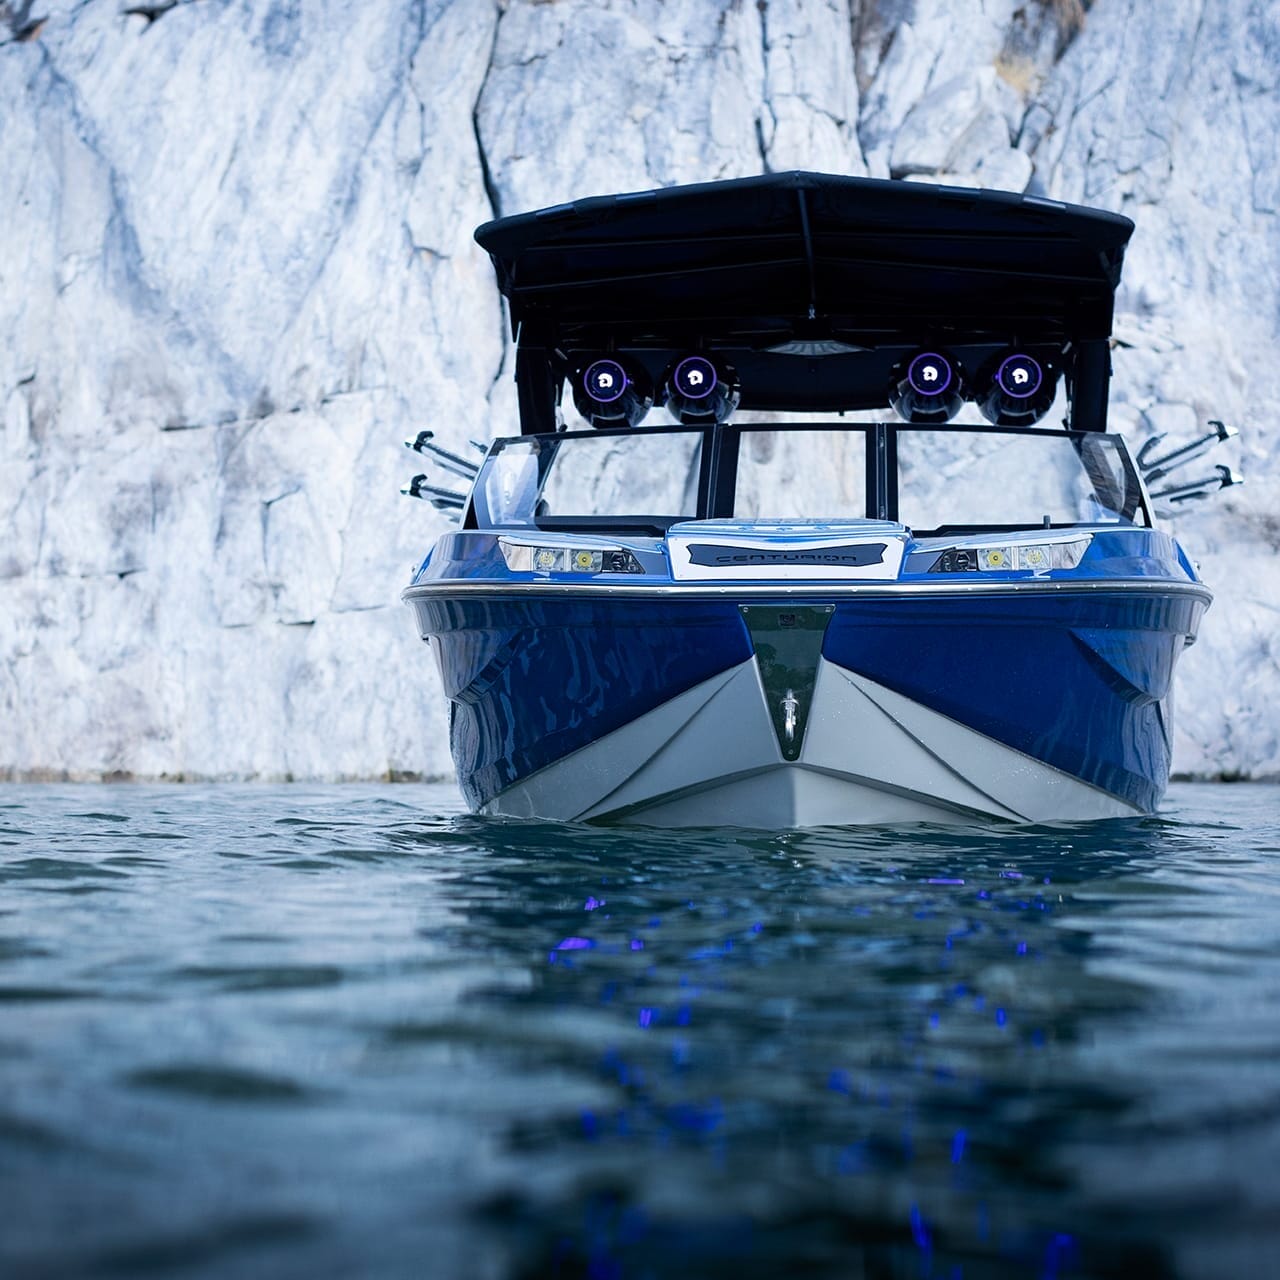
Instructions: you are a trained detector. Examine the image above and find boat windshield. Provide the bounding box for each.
[471,425,1148,533]
[474,428,703,535]
[896,427,1147,531]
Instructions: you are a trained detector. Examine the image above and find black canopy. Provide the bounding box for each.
[474,172,1134,430]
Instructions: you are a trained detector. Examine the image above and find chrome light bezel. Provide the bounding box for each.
[498,537,646,577]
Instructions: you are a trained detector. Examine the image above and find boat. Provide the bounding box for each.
[401,171,1223,828]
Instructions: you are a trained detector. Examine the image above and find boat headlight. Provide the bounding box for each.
[927,536,1091,574]
[499,540,645,575]
[1016,538,1090,570]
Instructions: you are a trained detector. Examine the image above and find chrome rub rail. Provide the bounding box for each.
[402,578,1214,605]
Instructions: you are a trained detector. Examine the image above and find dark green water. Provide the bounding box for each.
[2,784,1279,1279]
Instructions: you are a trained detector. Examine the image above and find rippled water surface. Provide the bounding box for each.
[3,784,1280,1279]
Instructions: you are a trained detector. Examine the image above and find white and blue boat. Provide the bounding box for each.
[402,172,1222,828]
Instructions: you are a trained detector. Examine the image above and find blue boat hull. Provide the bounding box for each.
[407,579,1207,823]
[415,595,753,811]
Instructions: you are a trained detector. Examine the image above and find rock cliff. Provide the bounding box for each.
[1,0,1275,782]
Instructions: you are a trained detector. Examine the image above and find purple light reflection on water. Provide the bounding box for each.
[910,1202,932,1252]
[557,937,594,951]
[638,1008,654,1028]
[1042,1232,1078,1280]
[584,897,604,911]
[667,1100,723,1134]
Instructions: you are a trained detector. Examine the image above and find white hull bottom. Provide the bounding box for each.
[479,658,1141,828]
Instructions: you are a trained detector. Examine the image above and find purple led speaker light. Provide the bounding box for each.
[673,356,716,400]
[583,359,628,404]
[995,354,1043,399]
[907,352,953,397]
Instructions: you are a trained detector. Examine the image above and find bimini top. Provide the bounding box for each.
[474,171,1135,430]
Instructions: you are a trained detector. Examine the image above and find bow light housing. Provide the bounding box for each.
[921,534,1092,574]
[499,539,646,576]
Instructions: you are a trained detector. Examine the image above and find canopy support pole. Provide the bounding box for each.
[1070,339,1111,432]
[516,340,558,435]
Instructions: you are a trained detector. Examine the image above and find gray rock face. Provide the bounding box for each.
[0,0,1274,782]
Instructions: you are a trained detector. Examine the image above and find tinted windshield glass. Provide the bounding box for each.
[896,429,1147,531]
[471,425,1147,530]
[474,431,702,526]
[732,429,867,520]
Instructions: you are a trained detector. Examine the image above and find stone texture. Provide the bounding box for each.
[0,0,1275,782]
[1026,0,1280,778]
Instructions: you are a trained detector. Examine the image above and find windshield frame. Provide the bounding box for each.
[466,422,1151,535]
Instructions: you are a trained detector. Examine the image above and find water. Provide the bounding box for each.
[3,784,1279,1280]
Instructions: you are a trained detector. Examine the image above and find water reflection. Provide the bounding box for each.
[394,812,1241,1278]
